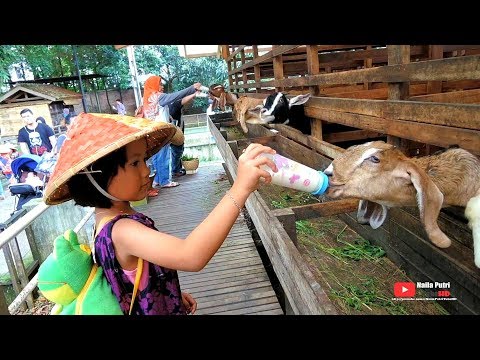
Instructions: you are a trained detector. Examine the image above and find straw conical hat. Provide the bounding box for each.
[170,126,184,146]
[44,112,178,205]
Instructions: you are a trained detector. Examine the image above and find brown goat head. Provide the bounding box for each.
[233,96,264,133]
[208,84,237,111]
[324,140,480,267]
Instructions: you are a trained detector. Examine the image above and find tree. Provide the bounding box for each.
[0,45,228,111]
[0,45,18,86]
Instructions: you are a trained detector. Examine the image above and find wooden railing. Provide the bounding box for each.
[0,202,94,314]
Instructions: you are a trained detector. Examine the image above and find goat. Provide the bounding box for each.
[323,140,480,267]
[232,96,265,133]
[208,84,237,112]
[260,92,312,134]
[233,92,312,134]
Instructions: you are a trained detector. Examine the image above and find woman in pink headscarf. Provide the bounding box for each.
[142,76,203,188]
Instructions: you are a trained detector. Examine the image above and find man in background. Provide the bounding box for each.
[17,108,56,156]
[168,92,199,177]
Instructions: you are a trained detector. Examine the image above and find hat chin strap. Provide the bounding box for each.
[84,171,123,202]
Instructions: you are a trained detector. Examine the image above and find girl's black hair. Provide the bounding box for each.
[67,146,128,208]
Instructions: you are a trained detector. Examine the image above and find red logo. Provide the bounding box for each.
[394,282,416,297]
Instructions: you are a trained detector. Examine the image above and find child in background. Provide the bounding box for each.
[0,143,15,200]
[113,99,126,115]
[43,113,277,315]
[0,144,15,182]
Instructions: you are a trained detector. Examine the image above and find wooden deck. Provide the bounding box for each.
[139,163,284,315]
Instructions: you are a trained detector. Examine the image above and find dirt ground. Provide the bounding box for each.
[13,294,54,315]
[257,183,448,315]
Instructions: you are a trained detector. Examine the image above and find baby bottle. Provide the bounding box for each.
[196,85,211,98]
[260,153,329,195]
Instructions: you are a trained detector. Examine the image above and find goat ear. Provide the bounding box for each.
[398,162,451,248]
[247,106,262,115]
[289,93,312,108]
[357,200,388,229]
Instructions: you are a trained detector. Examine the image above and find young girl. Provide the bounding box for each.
[44,112,277,315]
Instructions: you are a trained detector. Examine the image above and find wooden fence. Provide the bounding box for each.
[213,44,480,314]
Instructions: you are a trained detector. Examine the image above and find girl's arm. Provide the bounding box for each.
[112,143,278,272]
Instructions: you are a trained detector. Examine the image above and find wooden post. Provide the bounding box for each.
[306,45,320,96]
[227,140,239,158]
[221,163,234,185]
[0,288,8,314]
[252,45,261,93]
[272,45,284,93]
[233,47,240,94]
[306,45,323,140]
[427,45,444,94]
[364,45,373,90]
[225,46,233,90]
[271,208,298,246]
[10,238,34,309]
[240,48,248,91]
[220,129,228,141]
[220,45,228,60]
[387,45,410,154]
[423,44,445,156]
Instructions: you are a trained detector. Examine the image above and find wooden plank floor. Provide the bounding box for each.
[139,163,284,315]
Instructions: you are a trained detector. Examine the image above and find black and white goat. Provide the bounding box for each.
[260,92,311,134]
[235,92,312,134]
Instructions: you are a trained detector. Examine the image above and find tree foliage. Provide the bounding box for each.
[0,45,228,110]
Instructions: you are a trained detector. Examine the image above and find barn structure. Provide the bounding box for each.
[211,45,480,314]
[0,83,82,138]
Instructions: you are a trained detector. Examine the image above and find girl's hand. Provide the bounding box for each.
[235,143,277,194]
[193,82,202,91]
[181,292,197,314]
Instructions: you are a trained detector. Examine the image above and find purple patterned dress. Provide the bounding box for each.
[94,213,187,315]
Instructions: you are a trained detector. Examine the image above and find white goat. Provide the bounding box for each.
[323,140,480,268]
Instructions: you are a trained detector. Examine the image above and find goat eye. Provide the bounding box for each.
[368,156,380,163]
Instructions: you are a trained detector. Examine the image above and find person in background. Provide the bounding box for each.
[62,108,71,125]
[0,172,4,200]
[53,115,76,155]
[17,108,56,156]
[112,99,126,115]
[0,144,15,200]
[36,116,47,125]
[168,92,198,177]
[143,75,202,188]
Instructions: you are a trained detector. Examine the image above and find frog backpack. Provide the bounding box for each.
[37,229,123,315]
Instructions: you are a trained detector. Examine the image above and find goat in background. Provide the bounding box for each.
[208,84,238,112]
[233,92,312,134]
[323,140,480,268]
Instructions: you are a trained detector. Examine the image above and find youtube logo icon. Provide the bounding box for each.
[394,282,416,297]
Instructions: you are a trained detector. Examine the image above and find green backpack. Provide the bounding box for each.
[37,229,123,315]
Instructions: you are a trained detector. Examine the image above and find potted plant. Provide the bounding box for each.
[181,154,199,174]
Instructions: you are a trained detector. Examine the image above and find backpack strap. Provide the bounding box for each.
[94,215,116,238]
[95,215,144,315]
[75,262,100,315]
[129,257,143,315]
